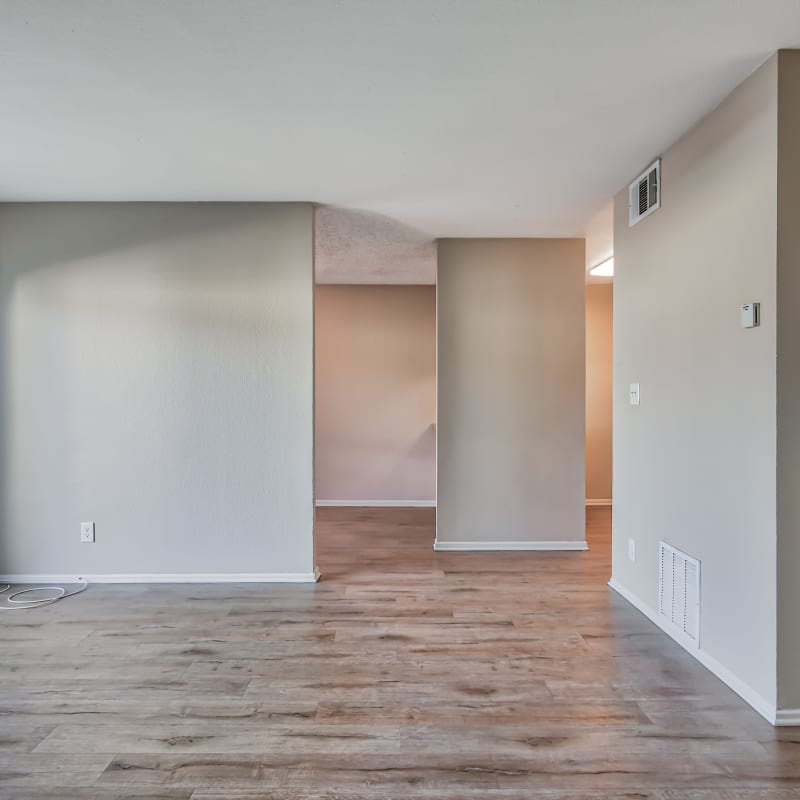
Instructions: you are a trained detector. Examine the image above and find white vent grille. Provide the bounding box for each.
[629,159,661,226]
[658,542,700,646]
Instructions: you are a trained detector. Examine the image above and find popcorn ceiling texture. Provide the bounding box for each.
[315,206,436,285]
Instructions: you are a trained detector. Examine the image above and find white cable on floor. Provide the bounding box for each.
[0,581,88,610]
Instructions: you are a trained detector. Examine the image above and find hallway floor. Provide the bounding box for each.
[2,507,798,798]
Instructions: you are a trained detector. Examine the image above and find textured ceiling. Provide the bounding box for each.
[1,0,798,281]
[315,207,436,284]
[315,203,613,284]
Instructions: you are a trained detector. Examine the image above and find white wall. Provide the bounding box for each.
[612,57,779,712]
[436,238,585,549]
[315,284,435,504]
[0,203,316,579]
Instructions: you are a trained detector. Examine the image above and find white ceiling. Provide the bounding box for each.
[1,1,799,280]
[584,201,614,285]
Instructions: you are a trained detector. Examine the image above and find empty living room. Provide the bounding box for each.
[2,1,800,797]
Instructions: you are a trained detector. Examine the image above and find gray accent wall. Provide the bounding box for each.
[0,203,315,577]
[613,56,780,711]
[436,238,586,546]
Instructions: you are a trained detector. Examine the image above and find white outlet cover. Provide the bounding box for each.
[80,522,95,543]
[628,538,636,561]
[629,383,640,406]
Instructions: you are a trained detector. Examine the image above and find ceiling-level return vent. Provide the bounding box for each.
[658,541,700,647]
[629,159,660,226]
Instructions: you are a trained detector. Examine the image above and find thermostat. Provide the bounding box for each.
[740,303,760,329]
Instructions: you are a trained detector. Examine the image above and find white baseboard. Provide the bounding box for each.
[775,708,800,726]
[317,500,607,509]
[608,577,781,725]
[316,499,436,508]
[0,572,320,584]
[434,540,588,552]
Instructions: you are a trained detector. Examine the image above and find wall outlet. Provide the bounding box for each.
[628,538,636,562]
[629,383,640,406]
[80,522,95,543]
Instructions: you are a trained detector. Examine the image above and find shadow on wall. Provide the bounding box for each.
[314,284,436,504]
[380,423,436,494]
[586,283,613,503]
[0,203,315,576]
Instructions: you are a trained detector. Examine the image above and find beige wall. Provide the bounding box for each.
[613,57,779,711]
[0,203,316,578]
[315,285,435,503]
[776,50,800,710]
[586,284,613,502]
[436,238,585,547]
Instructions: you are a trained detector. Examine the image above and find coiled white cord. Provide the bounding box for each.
[0,581,88,610]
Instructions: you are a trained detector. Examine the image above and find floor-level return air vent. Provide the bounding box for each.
[658,542,700,647]
[629,159,660,226]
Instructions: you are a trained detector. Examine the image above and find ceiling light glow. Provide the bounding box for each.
[589,257,614,277]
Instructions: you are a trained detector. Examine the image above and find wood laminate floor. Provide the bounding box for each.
[2,506,798,799]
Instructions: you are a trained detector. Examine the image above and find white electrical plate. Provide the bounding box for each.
[629,383,640,406]
[740,303,760,329]
[80,522,95,543]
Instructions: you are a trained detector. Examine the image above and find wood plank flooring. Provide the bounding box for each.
[1,506,799,798]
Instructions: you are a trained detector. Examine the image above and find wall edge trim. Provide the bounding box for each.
[433,540,588,552]
[316,500,436,508]
[775,708,800,726]
[0,573,320,585]
[608,577,778,725]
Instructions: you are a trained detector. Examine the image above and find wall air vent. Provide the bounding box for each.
[658,541,700,647]
[629,159,661,226]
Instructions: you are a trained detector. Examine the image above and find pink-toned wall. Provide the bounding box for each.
[586,283,613,501]
[315,285,436,503]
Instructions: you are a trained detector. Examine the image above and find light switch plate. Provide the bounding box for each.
[629,383,640,406]
[740,303,760,328]
[80,522,95,543]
